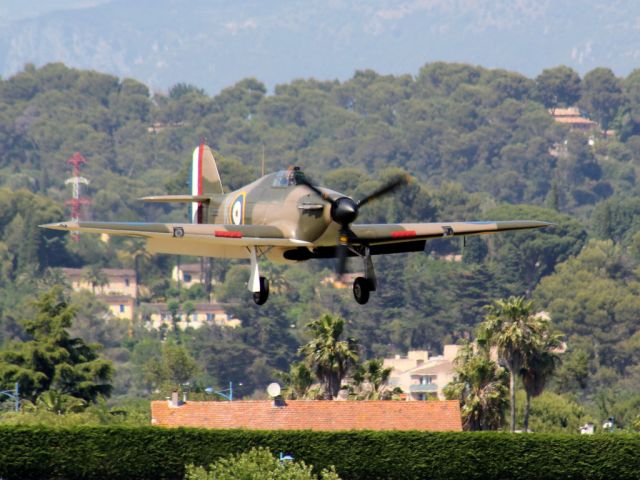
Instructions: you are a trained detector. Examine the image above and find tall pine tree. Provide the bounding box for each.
[0,286,113,403]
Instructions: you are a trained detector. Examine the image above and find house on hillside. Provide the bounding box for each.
[549,107,597,132]
[60,267,137,297]
[171,263,202,288]
[384,346,459,401]
[172,262,217,290]
[102,295,135,321]
[143,302,240,330]
[60,267,137,320]
[151,399,462,431]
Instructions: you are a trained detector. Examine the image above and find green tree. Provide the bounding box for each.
[552,347,589,394]
[534,240,640,377]
[143,342,198,391]
[443,342,508,431]
[592,195,640,244]
[483,204,587,294]
[534,66,581,113]
[299,314,359,399]
[186,447,341,480]
[0,286,113,403]
[478,296,545,432]
[515,391,586,433]
[580,67,625,134]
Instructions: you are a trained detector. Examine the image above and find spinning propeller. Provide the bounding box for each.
[300,175,410,275]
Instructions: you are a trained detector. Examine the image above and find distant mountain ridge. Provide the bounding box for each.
[1,0,640,93]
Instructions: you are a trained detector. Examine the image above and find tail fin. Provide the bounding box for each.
[190,142,223,223]
[139,143,223,224]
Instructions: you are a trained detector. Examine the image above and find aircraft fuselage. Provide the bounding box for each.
[208,171,341,245]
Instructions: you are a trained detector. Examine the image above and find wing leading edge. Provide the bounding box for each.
[280,220,551,261]
[40,221,311,248]
[350,220,552,244]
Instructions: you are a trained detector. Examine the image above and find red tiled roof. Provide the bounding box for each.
[554,116,596,125]
[99,295,134,303]
[60,267,135,278]
[144,302,226,314]
[176,263,204,273]
[151,400,462,431]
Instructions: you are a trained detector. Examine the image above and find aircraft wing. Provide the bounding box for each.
[350,220,551,250]
[40,221,311,248]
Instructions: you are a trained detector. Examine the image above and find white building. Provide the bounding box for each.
[143,302,240,330]
[384,346,460,401]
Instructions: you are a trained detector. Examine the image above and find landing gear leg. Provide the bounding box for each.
[248,246,270,305]
[352,246,376,305]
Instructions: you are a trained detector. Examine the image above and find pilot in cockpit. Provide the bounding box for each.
[273,166,306,187]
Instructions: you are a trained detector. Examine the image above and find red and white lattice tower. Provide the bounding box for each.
[64,152,90,241]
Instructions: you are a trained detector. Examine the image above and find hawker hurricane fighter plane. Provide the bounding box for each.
[43,143,550,305]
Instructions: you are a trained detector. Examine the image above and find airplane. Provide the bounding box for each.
[43,143,551,305]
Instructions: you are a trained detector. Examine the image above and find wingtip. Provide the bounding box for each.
[39,221,78,231]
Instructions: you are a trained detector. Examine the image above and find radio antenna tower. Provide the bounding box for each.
[64,152,90,241]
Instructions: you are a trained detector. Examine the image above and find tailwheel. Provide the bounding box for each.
[353,277,371,305]
[252,276,270,305]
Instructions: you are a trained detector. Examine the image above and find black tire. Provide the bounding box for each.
[353,277,370,305]
[252,276,270,305]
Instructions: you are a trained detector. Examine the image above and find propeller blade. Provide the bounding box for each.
[336,244,348,276]
[356,175,410,208]
[298,179,335,204]
[336,228,350,276]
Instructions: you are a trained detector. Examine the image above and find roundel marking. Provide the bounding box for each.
[229,193,246,225]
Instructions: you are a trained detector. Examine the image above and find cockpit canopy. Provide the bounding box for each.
[272,166,307,188]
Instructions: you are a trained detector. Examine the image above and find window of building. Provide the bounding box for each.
[119,304,125,313]
[420,375,434,385]
[125,278,130,287]
[183,273,192,282]
[206,313,213,322]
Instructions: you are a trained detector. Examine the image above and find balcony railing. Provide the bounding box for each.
[409,383,438,393]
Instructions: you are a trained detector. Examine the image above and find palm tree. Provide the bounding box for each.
[521,323,562,431]
[444,342,508,431]
[82,265,109,294]
[167,299,181,336]
[132,242,151,304]
[478,296,544,432]
[352,359,393,399]
[35,390,87,414]
[299,314,359,399]
[277,361,314,399]
[117,238,152,304]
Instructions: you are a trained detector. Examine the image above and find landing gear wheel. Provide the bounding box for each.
[252,276,270,305]
[353,277,371,305]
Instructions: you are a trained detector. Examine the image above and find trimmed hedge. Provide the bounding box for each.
[0,427,638,480]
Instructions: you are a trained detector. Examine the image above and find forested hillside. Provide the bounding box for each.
[1,62,640,428]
